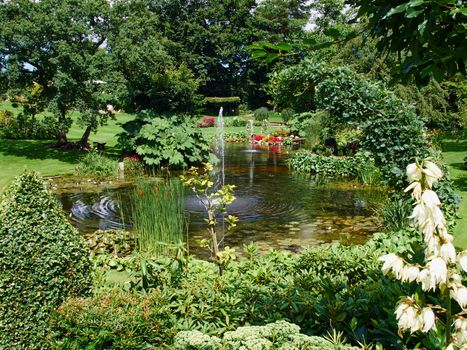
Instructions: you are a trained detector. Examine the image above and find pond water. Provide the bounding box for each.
[55,144,386,256]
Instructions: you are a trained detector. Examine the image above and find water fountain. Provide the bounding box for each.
[216,107,225,187]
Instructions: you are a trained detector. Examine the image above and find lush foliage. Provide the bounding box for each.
[131,178,187,256]
[224,116,248,127]
[288,151,367,178]
[269,60,429,187]
[118,110,211,169]
[0,172,92,348]
[0,0,127,145]
[49,224,427,348]
[174,321,359,349]
[346,0,466,84]
[0,109,56,140]
[76,152,116,178]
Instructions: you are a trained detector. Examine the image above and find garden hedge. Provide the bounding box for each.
[0,172,92,349]
[203,96,241,116]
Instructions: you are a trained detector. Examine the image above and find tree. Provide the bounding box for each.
[346,0,467,84]
[0,0,126,147]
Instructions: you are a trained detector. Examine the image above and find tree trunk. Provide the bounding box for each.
[55,105,68,146]
[56,130,68,146]
[79,126,92,150]
[208,211,223,276]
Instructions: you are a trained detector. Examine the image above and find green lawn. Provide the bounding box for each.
[0,112,135,189]
[0,106,285,189]
[441,132,467,249]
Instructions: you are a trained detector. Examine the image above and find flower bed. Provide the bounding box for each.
[197,117,215,128]
[250,134,303,145]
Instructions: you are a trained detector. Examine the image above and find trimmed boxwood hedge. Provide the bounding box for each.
[0,172,92,349]
[203,96,241,116]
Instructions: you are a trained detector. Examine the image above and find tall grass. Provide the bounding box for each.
[131,178,187,256]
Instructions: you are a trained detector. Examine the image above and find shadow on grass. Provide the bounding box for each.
[0,139,121,164]
[442,139,467,153]
[452,176,467,193]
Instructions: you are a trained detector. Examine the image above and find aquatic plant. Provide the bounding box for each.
[131,178,187,256]
[76,151,116,178]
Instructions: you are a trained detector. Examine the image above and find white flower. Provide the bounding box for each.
[410,203,429,227]
[395,301,410,321]
[455,317,467,332]
[459,252,467,273]
[427,257,447,286]
[396,301,421,332]
[423,161,443,181]
[405,181,422,200]
[418,268,436,291]
[407,163,422,182]
[400,265,420,283]
[440,242,457,264]
[454,317,467,345]
[421,190,441,209]
[421,307,436,332]
[450,273,463,288]
[453,287,467,309]
[380,254,404,278]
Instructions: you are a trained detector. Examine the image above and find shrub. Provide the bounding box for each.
[0,111,56,140]
[174,321,360,350]
[76,151,116,177]
[50,244,410,348]
[48,289,176,349]
[253,107,269,121]
[287,151,361,177]
[117,111,211,169]
[224,116,247,127]
[280,108,295,123]
[224,132,248,143]
[204,97,241,116]
[0,172,92,348]
[287,111,326,145]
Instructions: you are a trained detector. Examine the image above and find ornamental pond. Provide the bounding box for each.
[54,144,387,257]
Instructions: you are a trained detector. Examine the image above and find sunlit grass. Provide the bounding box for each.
[441,131,467,249]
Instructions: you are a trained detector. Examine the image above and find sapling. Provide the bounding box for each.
[180,163,238,275]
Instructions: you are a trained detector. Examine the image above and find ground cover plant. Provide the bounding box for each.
[49,227,420,349]
[0,172,92,348]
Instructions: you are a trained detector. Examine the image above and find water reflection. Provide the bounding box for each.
[56,144,386,256]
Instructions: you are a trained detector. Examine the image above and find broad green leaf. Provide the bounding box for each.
[386,3,409,16]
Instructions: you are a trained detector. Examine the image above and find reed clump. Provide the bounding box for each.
[131,178,187,256]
